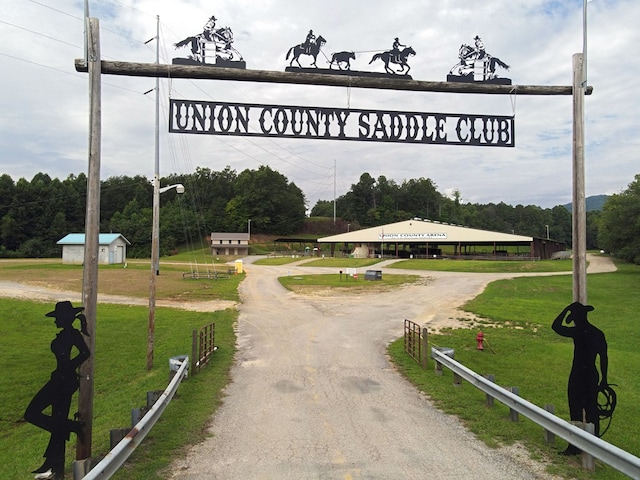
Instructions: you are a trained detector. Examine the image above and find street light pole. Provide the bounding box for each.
[147,183,184,371]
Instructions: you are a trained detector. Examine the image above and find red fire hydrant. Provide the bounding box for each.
[476,331,484,350]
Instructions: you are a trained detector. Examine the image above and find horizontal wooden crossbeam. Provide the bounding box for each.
[74,59,592,96]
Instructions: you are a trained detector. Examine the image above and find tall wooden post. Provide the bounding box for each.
[77,16,101,461]
[572,53,587,304]
[147,15,160,371]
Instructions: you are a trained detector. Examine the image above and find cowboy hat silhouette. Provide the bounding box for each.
[45,301,84,318]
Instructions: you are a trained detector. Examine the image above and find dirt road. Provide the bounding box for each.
[167,255,614,479]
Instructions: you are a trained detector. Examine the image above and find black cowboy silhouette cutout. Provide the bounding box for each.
[447,35,510,84]
[286,30,327,68]
[24,301,90,479]
[174,14,244,67]
[552,302,616,455]
[369,38,416,75]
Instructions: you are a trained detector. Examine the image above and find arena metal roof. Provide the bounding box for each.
[317,219,533,244]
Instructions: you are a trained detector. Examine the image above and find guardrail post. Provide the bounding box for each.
[485,374,495,407]
[421,328,428,369]
[147,390,163,407]
[509,387,520,422]
[434,357,443,375]
[544,405,556,445]
[131,406,149,426]
[583,423,596,471]
[453,371,462,386]
[73,457,101,480]
[109,428,129,449]
[572,422,596,471]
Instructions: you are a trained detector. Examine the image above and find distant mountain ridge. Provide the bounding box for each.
[562,194,608,212]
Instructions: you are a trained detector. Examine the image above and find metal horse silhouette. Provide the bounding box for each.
[369,37,416,76]
[173,15,245,68]
[329,51,356,70]
[286,30,327,68]
[552,302,617,455]
[447,35,510,85]
[284,32,415,79]
[24,301,90,479]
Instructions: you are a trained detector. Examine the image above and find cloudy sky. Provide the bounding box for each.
[1,0,638,210]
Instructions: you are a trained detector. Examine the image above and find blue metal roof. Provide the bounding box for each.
[57,233,130,245]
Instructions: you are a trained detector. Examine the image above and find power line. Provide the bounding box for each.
[0,18,79,49]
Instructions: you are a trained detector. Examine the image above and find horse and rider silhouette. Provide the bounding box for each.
[174,15,243,63]
[449,35,509,80]
[369,45,416,75]
[287,31,415,75]
[286,31,327,68]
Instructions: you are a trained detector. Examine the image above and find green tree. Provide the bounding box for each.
[597,174,640,264]
[225,166,306,235]
[101,175,152,231]
[109,199,152,257]
[310,200,334,217]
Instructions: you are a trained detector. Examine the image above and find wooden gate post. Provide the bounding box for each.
[421,327,428,369]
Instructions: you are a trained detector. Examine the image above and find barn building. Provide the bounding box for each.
[317,218,566,260]
[57,233,131,265]
[210,232,250,256]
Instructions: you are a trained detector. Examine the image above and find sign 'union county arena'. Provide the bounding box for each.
[169,99,515,147]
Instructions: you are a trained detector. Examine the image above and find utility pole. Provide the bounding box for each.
[147,15,160,371]
[572,53,587,304]
[333,159,336,225]
[77,15,101,464]
[572,1,589,304]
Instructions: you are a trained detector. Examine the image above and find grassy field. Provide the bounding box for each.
[388,257,574,273]
[0,299,237,480]
[279,272,423,295]
[0,260,243,302]
[388,261,640,479]
[3,256,638,479]
[252,256,385,268]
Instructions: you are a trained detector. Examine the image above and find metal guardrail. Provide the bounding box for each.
[80,357,189,479]
[431,348,640,478]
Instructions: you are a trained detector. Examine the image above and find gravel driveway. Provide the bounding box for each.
[167,255,615,479]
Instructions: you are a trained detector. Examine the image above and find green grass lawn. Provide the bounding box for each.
[252,256,308,265]
[388,258,574,273]
[0,300,237,480]
[3,256,638,479]
[388,261,640,479]
[279,273,422,294]
[296,257,384,268]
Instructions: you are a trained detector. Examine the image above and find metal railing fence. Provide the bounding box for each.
[431,348,640,478]
[79,357,189,479]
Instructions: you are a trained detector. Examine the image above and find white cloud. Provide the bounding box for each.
[0,0,638,210]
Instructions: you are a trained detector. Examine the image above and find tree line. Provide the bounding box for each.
[0,166,305,258]
[1,168,637,264]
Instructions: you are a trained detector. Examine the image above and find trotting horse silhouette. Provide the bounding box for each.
[286,35,327,68]
[369,46,416,75]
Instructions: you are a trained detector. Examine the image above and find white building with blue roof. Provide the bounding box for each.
[57,233,131,264]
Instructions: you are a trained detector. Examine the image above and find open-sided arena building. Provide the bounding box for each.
[317,218,566,260]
